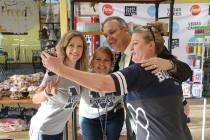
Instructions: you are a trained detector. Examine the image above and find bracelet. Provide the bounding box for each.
[43,89,53,97]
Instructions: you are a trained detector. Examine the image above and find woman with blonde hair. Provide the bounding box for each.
[30,31,88,140]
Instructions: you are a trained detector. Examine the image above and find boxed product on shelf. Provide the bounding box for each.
[186,43,203,69]
[191,83,203,98]
[76,22,100,32]
[182,82,191,98]
[183,37,210,98]
[192,69,203,83]
[182,82,203,98]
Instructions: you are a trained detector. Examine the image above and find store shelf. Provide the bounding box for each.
[0,97,35,140]
[0,130,29,139]
[71,0,174,51]
[81,31,104,36]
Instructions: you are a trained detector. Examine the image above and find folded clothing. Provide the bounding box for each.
[0,118,27,132]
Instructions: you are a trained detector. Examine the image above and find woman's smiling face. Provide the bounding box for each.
[65,36,84,63]
[130,32,155,63]
[91,51,112,74]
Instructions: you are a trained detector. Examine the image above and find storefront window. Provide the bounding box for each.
[0,0,60,77]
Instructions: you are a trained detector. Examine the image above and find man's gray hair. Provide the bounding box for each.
[102,16,128,31]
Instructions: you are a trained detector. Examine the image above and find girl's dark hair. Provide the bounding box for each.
[89,46,114,72]
[92,46,114,63]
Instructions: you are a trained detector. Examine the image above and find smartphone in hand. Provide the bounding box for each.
[45,48,57,76]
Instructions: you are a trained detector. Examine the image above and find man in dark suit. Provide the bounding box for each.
[102,16,192,140]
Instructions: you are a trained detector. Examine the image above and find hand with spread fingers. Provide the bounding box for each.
[141,57,173,74]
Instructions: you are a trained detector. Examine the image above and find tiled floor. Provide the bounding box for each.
[187,99,210,140]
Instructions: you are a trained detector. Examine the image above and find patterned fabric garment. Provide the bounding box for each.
[79,88,123,119]
[60,87,81,110]
[89,91,122,109]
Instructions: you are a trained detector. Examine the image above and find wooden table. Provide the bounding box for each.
[0,130,29,140]
[0,97,33,104]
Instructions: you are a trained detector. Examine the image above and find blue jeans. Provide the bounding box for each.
[79,108,124,140]
[38,132,63,140]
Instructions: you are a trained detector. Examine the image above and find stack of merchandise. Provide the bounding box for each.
[0,106,37,132]
[0,72,44,99]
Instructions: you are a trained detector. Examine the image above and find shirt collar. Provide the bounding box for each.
[123,44,132,57]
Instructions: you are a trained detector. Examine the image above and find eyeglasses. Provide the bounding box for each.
[134,25,156,42]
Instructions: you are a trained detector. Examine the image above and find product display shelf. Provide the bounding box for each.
[72,0,175,51]
[0,130,29,140]
[81,31,104,36]
[0,97,33,105]
[0,97,34,140]
[184,39,210,98]
[184,37,210,140]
